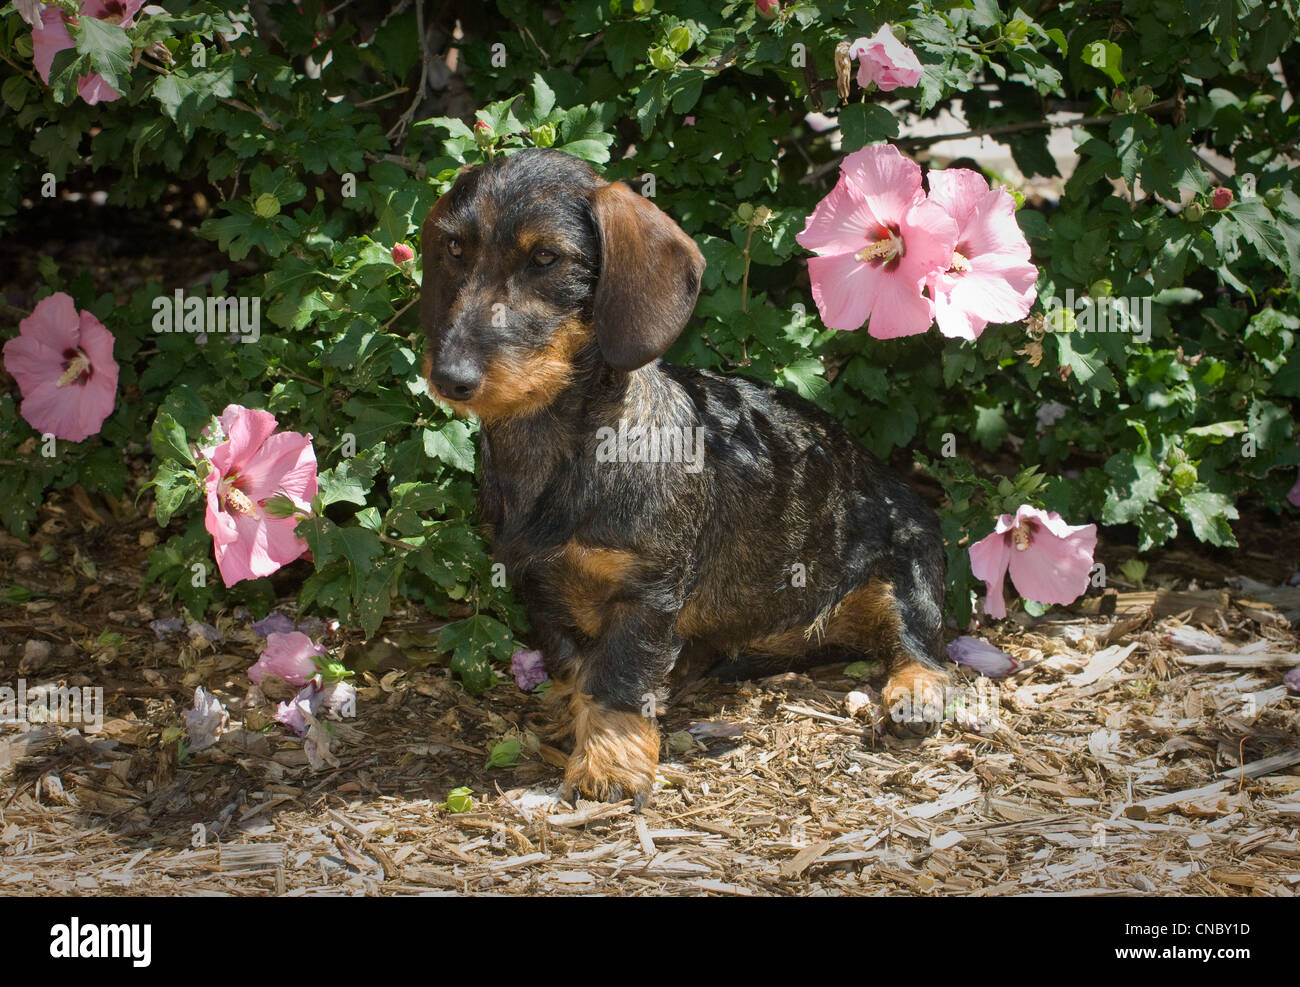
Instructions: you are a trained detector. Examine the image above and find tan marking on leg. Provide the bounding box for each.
[881,661,949,729]
[564,689,659,801]
[558,541,640,639]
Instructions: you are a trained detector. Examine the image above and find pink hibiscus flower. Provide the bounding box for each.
[202,404,318,586]
[848,25,923,92]
[2,292,118,441]
[968,506,1097,619]
[32,0,146,106]
[925,169,1038,340]
[797,144,958,337]
[249,631,326,689]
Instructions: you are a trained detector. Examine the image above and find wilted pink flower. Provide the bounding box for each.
[969,505,1098,619]
[249,631,325,688]
[511,648,547,691]
[202,404,317,586]
[32,0,146,106]
[274,679,356,736]
[1211,187,1233,210]
[925,169,1038,340]
[2,292,118,441]
[274,684,319,737]
[391,243,414,264]
[1285,667,1300,696]
[797,145,958,336]
[848,25,923,92]
[946,636,1021,678]
[1287,467,1300,507]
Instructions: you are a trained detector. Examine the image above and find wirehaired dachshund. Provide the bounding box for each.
[420,148,948,807]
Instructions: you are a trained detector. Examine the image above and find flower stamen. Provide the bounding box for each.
[855,227,905,265]
[950,250,970,273]
[56,350,91,387]
[220,475,262,519]
[1012,525,1032,551]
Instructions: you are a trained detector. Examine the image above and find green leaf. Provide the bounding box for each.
[151,412,195,465]
[317,447,384,508]
[1178,489,1239,547]
[1081,40,1125,85]
[72,16,132,94]
[837,103,900,153]
[422,420,477,473]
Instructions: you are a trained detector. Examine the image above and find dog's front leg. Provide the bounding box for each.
[548,603,681,809]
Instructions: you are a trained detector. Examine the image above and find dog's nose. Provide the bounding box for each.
[430,361,483,401]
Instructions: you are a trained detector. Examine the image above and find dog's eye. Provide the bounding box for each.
[531,248,558,267]
[446,237,463,258]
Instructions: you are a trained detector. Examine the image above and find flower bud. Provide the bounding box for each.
[254,194,280,219]
[1211,187,1233,210]
[1131,85,1154,109]
[649,45,677,71]
[1264,186,1284,208]
[755,0,779,19]
[1184,202,1204,222]
[391,243,414,265]
[668,26,691,53]
[473,120,495,150]
[530,122,556,148]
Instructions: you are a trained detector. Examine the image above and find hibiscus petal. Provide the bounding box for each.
[898,197,960,283]
[249,631,323,687]
[2,334,63,391]
[961,192,1035,263]
[20,292,81,352]
[32,9,73,83]
[946,636,1021,678]
[839,144,925,228]
[1007,522,1097,606]
[76,74,121,105]
[807,251,883,330]
[238,430,318,504]
[945,258,1038,329]
[930,274,984,340]
[796,174,878,256]
[968,528,1013,619]
[927,168,993,227]
[863,266,937,338]
[210,405,279,476]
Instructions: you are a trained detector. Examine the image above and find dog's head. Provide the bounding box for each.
[419,148,705,423]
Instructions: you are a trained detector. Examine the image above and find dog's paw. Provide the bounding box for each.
[563,702,659,810]
[882,663,949,739]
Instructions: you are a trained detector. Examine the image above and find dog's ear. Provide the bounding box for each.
[589,180,705,372]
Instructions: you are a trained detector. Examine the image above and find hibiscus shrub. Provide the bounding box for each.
[2,1,1299,689]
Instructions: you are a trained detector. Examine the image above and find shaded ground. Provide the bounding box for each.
[1,486,1298,896]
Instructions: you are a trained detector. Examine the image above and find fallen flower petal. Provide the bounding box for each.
[511,648,548,691]
[249,631,325,688]
[945,636,1021,678]
[185,687,229,752]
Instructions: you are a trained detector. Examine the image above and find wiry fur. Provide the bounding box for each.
[421,149,949,804]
